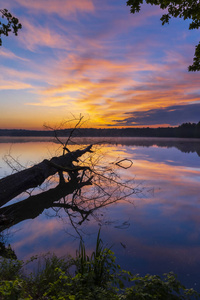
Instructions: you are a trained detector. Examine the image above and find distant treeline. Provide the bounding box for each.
[0,122,200,138]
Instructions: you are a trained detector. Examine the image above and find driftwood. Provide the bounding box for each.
[0,145,93,207]
[0,176,93,233]
[0,138,138,241]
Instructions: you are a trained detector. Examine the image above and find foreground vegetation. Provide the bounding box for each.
[0,231,199,300]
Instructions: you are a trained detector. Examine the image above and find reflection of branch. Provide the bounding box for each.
[0,145,93,207]
[1,116,145,239]
[0,161,140,236]
[90,169,135,192]
[66,211,83,239]
[114,159,133,169]
[3,152,26,174]
[0,177,92,233]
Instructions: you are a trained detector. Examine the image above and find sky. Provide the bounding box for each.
[0,0,200,129]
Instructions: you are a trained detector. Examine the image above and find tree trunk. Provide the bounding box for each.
[0,145,92,207]
[0,177,92,232]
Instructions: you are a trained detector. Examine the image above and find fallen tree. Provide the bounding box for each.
[0,141,140,235]
[0,116,142,240]
[0,175,93,233]
[0,145,93,207]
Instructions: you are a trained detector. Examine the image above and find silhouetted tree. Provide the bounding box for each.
[126,0,200,71]
[0,9,22,46]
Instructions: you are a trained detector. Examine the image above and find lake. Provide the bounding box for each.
[0,137,200,291]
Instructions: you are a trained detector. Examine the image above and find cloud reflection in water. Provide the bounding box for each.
[0,138,199,291]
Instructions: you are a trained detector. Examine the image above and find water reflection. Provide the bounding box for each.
[0,139,138,252]
[1,136,200,155]
[0,137,200,291]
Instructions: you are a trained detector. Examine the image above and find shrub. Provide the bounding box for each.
[0,230,199,299]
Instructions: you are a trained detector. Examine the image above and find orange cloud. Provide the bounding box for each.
[2,0,200,129]
[0,80,32,90]
[24,51,166,126]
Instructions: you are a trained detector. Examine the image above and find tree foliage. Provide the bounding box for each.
[0,9,22,46]
[126,0,200,71]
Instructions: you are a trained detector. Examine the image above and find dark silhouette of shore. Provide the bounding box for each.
[0,122,200,138]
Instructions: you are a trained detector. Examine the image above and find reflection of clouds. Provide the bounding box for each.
[1,140,200,291]
[110,146,200,247]
[128,159,200,209]
[11,216,80,260]
[101,210,200,291]
[125,145,200,168]
[111,231,200,266]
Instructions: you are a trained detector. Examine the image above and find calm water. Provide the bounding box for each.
[0,137,200,291]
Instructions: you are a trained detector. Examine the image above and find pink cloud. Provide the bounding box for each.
[0,48,28,61]
[18,18,73,51]
[13,0,94,17]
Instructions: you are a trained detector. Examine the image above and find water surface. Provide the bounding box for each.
[0,137,200,291]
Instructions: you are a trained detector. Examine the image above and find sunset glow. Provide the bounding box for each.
[1,0,200,129]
